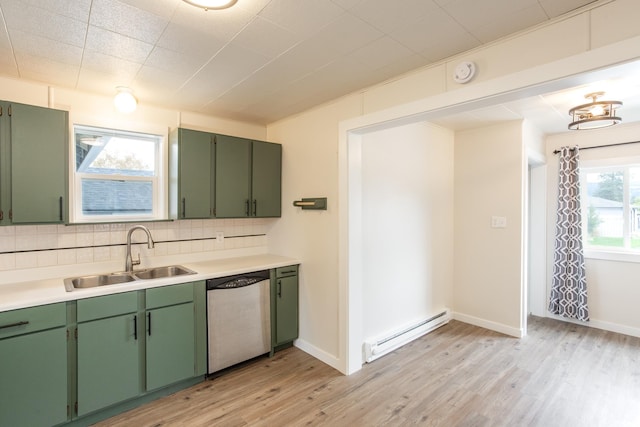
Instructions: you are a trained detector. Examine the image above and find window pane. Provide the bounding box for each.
[81,179,152,216]
[76,129,156,176]
[631,167,640,248]
[584,170,624,248]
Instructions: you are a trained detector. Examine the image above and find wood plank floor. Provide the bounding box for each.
[95,316,640,427]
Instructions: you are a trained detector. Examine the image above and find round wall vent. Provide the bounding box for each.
[453,61,476,84]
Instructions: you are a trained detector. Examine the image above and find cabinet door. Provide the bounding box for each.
[0,328,67,427]
[275,275,299,345]
[77,314,140,416]
[10,102,68,224]
[252,141,282,217]
[178,128,213,219]
[215,134,251,217]
[146,303,195,391]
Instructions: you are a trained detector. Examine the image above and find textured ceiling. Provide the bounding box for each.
[0,0,600,125]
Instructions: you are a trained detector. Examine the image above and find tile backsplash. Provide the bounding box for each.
[0,218,274,272]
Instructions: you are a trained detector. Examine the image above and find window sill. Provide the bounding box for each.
[584,249,640,263]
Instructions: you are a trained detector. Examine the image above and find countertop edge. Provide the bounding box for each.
[0,254,300,313]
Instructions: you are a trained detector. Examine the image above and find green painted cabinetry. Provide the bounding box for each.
[252,140,283,217]
[0,101,68,225]
[0,303,68,427]
[215,135,282,218]
[76,292,140,416]
[271,265,299,350]
[71,282,207,421]
[169,128,281,219]
[169,128,215,219]
[145,283,195,391]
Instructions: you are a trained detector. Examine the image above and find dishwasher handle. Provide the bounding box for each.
[206,270,270,290]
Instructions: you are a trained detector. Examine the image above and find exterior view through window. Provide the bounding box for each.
[582,164,640,252]
[74,125,163,222]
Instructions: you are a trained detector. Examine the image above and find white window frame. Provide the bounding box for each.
[72,124,166,223]
[581,156,640,263]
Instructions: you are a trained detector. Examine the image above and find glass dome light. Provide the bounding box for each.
[114,86,137,113]
[182,0,238,10]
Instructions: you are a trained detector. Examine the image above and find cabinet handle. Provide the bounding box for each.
[148,312,151,336]
[59,196,64,221]
[245,199,250,216]
[280,269,296,275]
[133,315,138,340]
[182,198,186,218]
[0,320,29,330]
[252,199,257,216]
[277,279,282,298]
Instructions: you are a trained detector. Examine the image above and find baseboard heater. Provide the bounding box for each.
[364,309,450,363]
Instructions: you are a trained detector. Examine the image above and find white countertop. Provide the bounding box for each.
[0,254,299,313]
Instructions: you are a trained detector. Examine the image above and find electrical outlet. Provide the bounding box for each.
[215,231,224,242]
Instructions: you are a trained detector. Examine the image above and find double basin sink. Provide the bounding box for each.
[64,265,196,292]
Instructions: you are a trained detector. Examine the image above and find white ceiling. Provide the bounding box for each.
[429,59,640,134]
[0,0,628,129]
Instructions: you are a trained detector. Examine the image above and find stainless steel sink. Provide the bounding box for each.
[133,265,196,280]
[64,265,196,292]
[64,272,136,292]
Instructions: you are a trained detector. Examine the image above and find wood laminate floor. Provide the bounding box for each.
[95,316,640,427]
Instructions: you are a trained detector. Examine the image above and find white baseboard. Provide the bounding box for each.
[452,311,523,338]
[545,313,640,339]
[293,338,342,373]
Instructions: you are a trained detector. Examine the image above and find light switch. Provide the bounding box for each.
[491,216,507,228]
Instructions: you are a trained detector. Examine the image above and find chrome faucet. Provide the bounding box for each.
[125,225,155,272]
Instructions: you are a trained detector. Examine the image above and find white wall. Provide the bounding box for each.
[545,121,640,337]
[453,121,526,336]
[360,122,453,341]
[268,0,640,373]
[267,96,362,364]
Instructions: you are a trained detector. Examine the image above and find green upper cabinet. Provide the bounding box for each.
[215,135,281,218]
[252,140,282,217]
[169,128,282,219]
[0,101,68,225]
[214,134,251,217]
[169,128,215,219]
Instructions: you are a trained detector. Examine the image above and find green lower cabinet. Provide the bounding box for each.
[0,281,206,426]
[275,275,299,345]
[146,302,195,391]
[272,266,299,349]
[0,327,68,427]
[76,313,140,416]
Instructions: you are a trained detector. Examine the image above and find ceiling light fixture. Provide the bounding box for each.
[568,91,622,130]
[113,86,137,113]
[182,0,238,10]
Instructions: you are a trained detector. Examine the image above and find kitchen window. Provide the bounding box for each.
[73,125,165,222]
[581,159,640,261]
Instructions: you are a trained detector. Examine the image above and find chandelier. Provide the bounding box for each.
[568,92,622,130]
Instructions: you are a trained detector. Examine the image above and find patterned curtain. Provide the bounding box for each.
[549,146,589,322]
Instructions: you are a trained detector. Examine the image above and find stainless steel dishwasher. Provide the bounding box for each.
[206,270,271,374]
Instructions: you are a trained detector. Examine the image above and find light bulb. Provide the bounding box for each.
[590,104,604,117]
